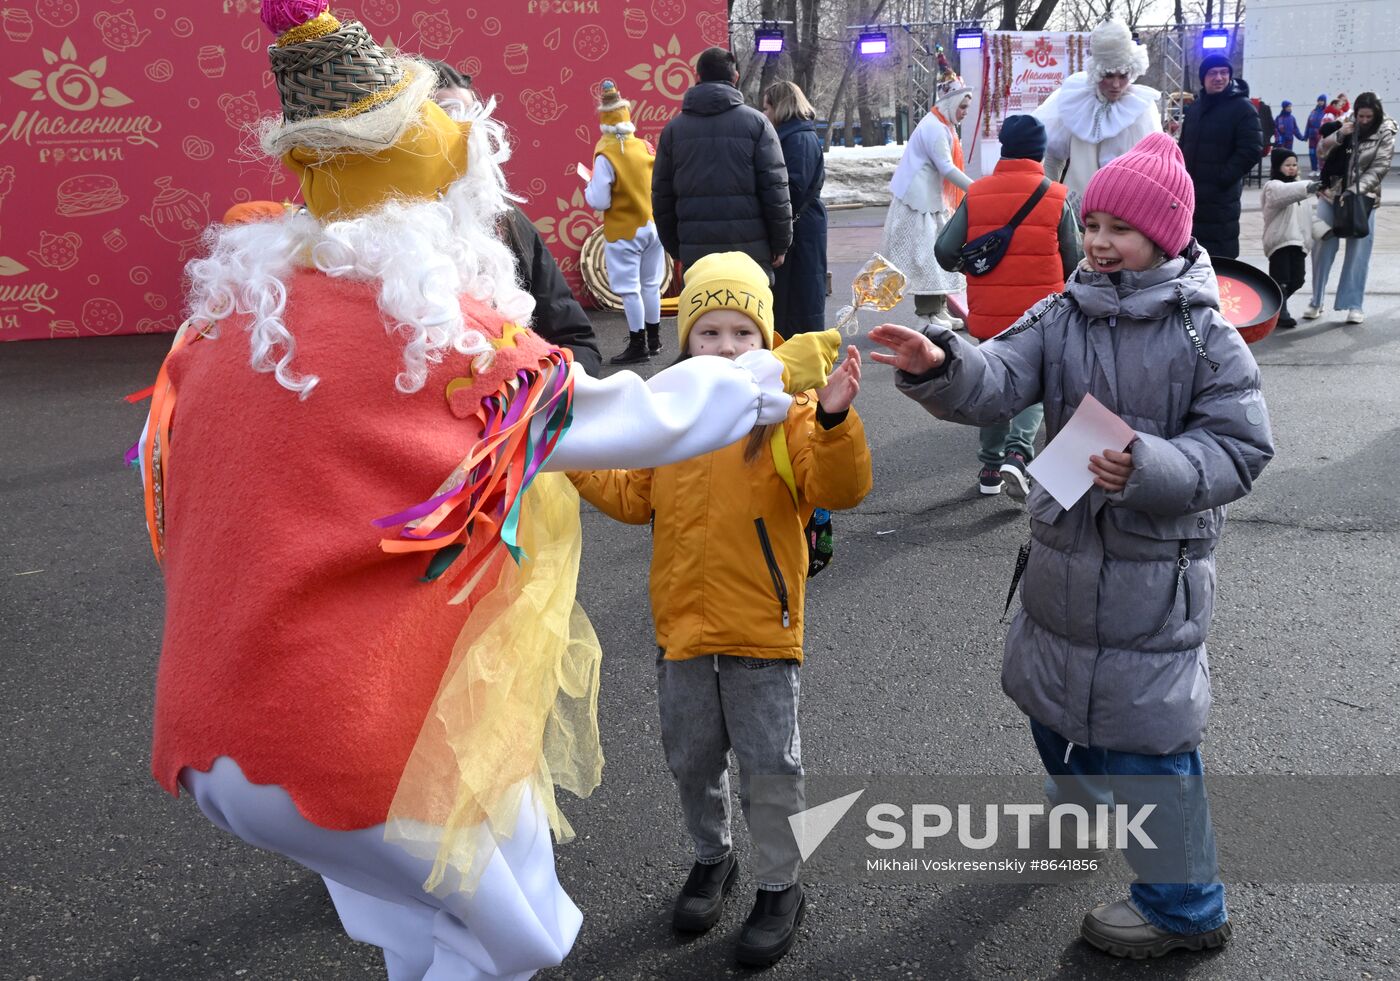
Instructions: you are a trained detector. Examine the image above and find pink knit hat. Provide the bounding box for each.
[1081,133,1195,257]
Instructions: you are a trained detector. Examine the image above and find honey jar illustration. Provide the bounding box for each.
[2,7,35,42]
[623,8,648,39]
[198,45,227,79]
[504,43,529,76]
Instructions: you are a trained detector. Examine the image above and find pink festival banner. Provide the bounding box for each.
[0,0,727,342]
[962,31,1090,177]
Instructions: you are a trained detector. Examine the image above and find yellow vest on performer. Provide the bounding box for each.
[595,135,654,243]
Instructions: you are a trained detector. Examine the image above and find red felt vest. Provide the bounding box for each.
[963,158,1068,340]
[150,269,556,830]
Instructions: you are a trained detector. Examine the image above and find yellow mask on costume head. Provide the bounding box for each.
[284,100,471,221]
[599,104,632,127]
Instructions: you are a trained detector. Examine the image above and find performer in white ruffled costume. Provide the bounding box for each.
[1033,18,1162,214]
[882,49,972,329]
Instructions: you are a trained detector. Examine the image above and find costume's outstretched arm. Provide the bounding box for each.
[543,350,791,471]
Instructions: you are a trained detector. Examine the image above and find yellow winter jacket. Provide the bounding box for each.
[570,395,872,663]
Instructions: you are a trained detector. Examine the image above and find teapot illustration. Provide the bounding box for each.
[412,10,462,50]
[140,178,211,260]
[29,231,81,272]
[94,9,151,51]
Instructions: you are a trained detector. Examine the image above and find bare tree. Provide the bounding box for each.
[1056,0,1156,30]
[1000,0,1064,31]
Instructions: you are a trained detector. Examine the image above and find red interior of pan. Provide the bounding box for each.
[1210,256,1283,344]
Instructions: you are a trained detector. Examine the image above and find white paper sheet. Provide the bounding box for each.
[1026,393,1137,510]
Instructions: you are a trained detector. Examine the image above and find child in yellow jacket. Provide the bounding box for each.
[571,252,871,967]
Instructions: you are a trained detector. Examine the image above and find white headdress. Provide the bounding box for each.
[1088,18,1149,82]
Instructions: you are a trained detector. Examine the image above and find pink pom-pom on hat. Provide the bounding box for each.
[262,0,330,36]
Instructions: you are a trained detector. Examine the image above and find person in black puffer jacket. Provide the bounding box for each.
[653,47,792,279]
[1178,54,1263,259]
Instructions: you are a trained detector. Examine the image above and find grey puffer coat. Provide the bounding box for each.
[898,250,1274,755]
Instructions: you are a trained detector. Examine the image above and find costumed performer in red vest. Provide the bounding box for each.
[584,79,666,365]
[134,2,837,978]
[933,114,1081,500]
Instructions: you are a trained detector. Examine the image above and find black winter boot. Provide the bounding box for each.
[645,321,663,356]
[673,854,739,933]
[610,330,650,365]
[736,884,805,967]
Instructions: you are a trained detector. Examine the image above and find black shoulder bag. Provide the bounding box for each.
[958,178,1052,276]
[1332,137,1374,239]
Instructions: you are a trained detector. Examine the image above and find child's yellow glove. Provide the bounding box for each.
[773,328,842,393]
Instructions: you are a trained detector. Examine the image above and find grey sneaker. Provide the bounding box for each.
[999,450,1031,501]
[1081,900,1232,959]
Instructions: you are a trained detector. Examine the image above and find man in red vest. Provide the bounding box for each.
[934,114,1082,499]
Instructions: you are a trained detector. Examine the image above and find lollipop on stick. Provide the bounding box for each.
[833,253,908,336]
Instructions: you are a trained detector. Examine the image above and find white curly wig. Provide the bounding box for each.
[1088,18,1149,82]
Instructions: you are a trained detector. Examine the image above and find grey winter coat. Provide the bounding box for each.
[652,82,793,269]
[898,250,1274,755]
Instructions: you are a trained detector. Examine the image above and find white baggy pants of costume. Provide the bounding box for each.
[605,224,664,332]
[184,758,578,981]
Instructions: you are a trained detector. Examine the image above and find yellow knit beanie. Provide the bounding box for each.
[678,252,774,352]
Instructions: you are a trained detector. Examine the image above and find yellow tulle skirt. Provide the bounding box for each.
[385,473,604,896]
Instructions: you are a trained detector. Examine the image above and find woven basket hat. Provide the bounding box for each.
[263,0,408,123]
[596,80,632,127]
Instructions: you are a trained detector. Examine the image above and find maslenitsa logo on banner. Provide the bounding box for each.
[745,775,1400,886]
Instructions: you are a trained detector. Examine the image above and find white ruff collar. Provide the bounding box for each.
[1046,71,1161,143]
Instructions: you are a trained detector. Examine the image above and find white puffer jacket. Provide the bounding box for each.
[1261,179,1314,256]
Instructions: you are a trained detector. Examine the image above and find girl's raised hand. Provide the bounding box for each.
[817,346,861,413]
[868,323,945,375]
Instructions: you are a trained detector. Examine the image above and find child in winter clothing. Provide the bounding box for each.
[1261,148,1322,328]
[934,114,1082,500]
[872,133,1274,960]
[570,252,872,967]
[1272,100,1304,149]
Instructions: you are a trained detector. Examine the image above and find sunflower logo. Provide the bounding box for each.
[625,36,696,102]
[8,37,132,112]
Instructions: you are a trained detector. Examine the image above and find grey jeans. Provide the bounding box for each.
[656,652,805,890]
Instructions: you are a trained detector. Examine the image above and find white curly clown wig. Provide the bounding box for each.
[1088,18,1150,82]
[183,91,532,399]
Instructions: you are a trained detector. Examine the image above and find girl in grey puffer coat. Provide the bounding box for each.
[873,132,1274,958]
[898,250,1273,757]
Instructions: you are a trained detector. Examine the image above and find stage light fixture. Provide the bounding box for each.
[1201,28,1229,50]
[954,29,984,51]
[858,31,889,56]
[755,28,785,54]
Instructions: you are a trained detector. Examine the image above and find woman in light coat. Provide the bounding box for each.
[1305,92,1397,324]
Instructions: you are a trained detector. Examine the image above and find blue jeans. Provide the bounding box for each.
[978,403,1044,467]
[1029,719,1228,935]
[1311,197,1377,311]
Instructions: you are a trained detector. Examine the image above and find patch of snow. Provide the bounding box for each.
[822,143,904,207]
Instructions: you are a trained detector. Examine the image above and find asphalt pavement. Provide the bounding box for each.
[2,205,1397,980]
